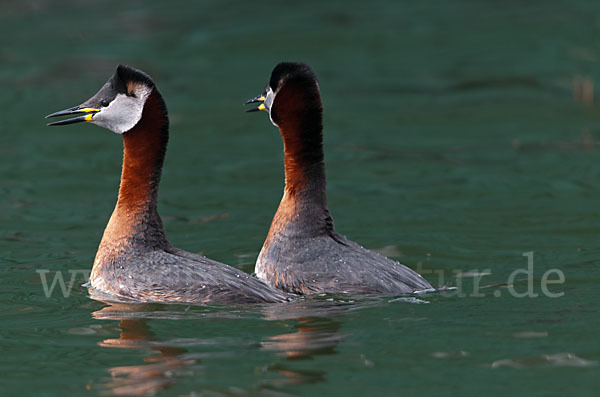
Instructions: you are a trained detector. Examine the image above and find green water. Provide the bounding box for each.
[2,0,600,395]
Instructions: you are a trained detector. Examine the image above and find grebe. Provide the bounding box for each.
[245,62,433,295]
[47,64,287,304]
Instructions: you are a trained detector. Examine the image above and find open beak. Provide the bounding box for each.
[244,94,266,113]
[46,105,100,126]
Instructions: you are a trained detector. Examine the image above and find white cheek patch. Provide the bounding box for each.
[265,88,278,127]
[92,85,152,134]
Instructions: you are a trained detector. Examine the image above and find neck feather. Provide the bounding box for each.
[117,89,168,212]
[282,119,326,197]
[271,97,334,237]
[105,89,170,246]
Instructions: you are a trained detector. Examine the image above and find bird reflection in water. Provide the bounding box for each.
[93,304,196,395]
[91,300,356,393]
[260,302,349,386]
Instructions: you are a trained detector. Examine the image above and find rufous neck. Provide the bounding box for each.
[116,89,168,213]
[273,111,332,236]
[94,88,170,265]
[281,122,326,201]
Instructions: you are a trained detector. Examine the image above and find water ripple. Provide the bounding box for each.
[491,353,597,369]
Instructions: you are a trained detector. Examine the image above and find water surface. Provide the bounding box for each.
[1,1,599,395]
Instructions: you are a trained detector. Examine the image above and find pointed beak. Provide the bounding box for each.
[46,105,100,126]
[244,94,266,113]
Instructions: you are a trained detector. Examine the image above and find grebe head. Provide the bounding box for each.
[46,64,155,134]
[245,62,321,128]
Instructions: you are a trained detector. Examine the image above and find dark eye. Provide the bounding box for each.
[100,99,110,107]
